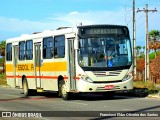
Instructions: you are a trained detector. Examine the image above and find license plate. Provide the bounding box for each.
[105,85,114,89]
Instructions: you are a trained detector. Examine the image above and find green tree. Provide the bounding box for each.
[0,40,6,56]
[136,46,142,57]
[139,51,145,58]
[142,46,145,51]
[149,30,160,58]
[0,40,6,73]
[149,30,159,38]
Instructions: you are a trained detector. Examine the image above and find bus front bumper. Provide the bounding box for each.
[77,78,133,92]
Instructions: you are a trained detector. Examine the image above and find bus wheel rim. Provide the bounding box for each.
[23,82,27,94]
[61,84,67,97]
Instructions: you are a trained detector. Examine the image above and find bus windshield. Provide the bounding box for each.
[78,37,132,67]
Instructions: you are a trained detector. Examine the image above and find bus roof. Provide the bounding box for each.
[77,24,128,29]
[6,27,76,43]
[6,24,128,43]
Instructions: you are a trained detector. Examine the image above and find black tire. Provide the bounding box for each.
[59,80,71,100]
[57,81,62,97]
[103,91,115,99]
[23,78,35,97]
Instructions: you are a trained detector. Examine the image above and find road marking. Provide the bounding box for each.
[61,101,88,106]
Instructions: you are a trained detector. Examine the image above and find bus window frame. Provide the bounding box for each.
[6,43,12,61]
[54,35,65,59]
[42,37,54,59]
[19,41,26,61]
[26,40,33,60]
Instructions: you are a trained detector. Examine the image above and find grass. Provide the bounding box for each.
[134,81,160,94]
[0,73,7,86]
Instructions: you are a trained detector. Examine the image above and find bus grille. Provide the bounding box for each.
[93,80,122,83]
[92,70,122,77]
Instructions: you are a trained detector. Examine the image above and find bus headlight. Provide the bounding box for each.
[122,73,132,81]
[81,75,93,83]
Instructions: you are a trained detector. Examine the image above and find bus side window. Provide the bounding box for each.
[19,41,26,60]
[6,43,12,61]
[43,37,54,59]
[54,35,65,58]
[26,40,33,60]
[43,45,47,58]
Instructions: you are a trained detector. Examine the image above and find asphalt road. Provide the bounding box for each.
[0,87,160,120]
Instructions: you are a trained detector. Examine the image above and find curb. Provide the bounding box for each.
[0,85,11,88]
[147,94,160,99]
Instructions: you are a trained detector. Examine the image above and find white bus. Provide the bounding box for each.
[6,25,133,100]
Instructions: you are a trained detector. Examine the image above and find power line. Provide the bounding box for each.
[136,12,145,27]
[137,4,157,82]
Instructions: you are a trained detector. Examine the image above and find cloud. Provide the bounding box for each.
[69,11,79,15]
[0,6,159,47]
[0,17,62,33]
[0,9,128,36]
[55,9,127,26]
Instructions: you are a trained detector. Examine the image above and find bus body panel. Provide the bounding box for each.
[5,25,133,99]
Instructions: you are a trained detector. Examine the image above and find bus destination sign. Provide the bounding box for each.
[81,28,124,35]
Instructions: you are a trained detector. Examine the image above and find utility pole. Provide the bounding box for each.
[137,4,157,82]
[133,0,136,81]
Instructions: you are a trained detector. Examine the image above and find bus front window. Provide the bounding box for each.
[78,37,132,67]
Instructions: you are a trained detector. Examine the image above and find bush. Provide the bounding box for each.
[134,81,160,94]
[145,81,155,90]
[0,73,7,85]
[133,81,146,88]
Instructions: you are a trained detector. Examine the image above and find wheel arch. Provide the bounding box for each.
[22,75,27,85]
[57,75,65,86]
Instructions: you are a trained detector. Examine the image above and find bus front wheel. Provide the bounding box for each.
[59,81,71,100]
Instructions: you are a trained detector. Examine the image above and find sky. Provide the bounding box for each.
[0,0,160,47]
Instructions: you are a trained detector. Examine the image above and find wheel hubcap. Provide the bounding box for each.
[23,82,27,94]
[61,84,67,97]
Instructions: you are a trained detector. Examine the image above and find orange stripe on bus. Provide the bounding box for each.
[6,75,79,80]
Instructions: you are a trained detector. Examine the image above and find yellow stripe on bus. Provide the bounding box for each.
[6,64,13,71]
[6,62,67,72]
[41,62,67,71]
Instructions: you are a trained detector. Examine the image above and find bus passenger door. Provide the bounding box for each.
[13,45,19,87]
[68,39,76,90]
[34,43,42,89]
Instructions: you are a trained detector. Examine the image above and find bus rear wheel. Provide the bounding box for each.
[59,81,71,100]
